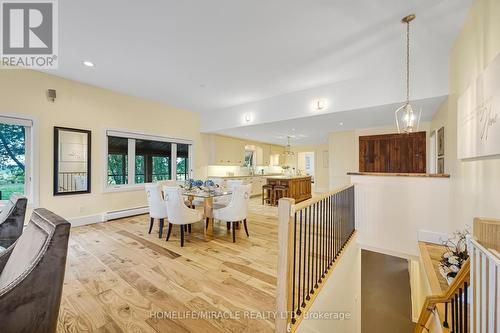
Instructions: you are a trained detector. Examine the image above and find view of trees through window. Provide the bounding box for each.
[0,123,26,200]
[107,135,187,185]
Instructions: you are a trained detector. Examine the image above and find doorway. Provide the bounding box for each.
[297,151,315,186]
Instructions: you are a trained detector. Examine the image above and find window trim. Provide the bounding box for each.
[0,113,38,207]
[103,128,194,193]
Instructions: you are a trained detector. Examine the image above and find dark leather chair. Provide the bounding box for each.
[0,208,71,333]
[0,193,28,250]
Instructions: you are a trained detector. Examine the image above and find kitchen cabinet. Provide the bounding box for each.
[209,135,245,166]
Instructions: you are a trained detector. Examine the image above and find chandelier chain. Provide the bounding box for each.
[406,19,410,104]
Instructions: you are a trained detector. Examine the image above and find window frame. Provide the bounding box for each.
[0,113,38,207]
[103,129,194,192]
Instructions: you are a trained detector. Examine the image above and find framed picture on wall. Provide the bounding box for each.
[438,127,445,156]
[437,157,445,174]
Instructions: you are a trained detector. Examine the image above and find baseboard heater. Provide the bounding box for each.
[104,206,149,221]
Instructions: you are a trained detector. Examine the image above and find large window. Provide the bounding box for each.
[176,143,189,181]
[0,116,33,201]
[106,131,192,189]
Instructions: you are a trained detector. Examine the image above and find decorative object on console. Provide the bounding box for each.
[437,157,445,174]
[438,227,470,285]
[395,14,422,134]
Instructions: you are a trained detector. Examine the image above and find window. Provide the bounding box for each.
[106,130,192,189]
[0,116,33,202]
[135,139,171,183]
[176,143,189,181]
[107,136,128,185]
[244,150,254,167]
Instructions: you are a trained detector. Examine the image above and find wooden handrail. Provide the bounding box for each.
[413,259,470,333]
[292,184,354,213]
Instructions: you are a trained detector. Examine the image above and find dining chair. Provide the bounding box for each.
[145,183,168,238]
[213,184,251,243]
[215,179,244,206]
[163,186,203,247]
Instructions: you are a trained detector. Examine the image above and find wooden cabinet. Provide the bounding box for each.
[270,145,283,166]
[359,132,426,173]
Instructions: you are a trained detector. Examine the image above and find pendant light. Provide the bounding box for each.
[395,14,421,134]
[283,136,295,157]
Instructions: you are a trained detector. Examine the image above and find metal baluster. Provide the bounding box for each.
[458,288,462,333]
[463,282,467,333]
[315,202,319,289]
[319,200,323,283]
[297,210,303,316]
[322,198,326,278]
[454,293,459,333]
[307,206,312,300]
[302,209,307,308]
[291,213,297,324]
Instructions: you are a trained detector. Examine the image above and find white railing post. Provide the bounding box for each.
[276,198,294,333]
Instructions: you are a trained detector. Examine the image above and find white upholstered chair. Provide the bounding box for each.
[163,186,203,247]
[145,183,168,238]
[215,179,245,206]
[213,184,251,242]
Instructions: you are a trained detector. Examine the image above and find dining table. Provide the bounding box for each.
[183,188,232,236]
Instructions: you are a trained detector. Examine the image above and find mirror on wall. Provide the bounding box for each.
[54,127,91,195]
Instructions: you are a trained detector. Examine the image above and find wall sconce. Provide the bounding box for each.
[313,98,327,111]
[243,113,253,123]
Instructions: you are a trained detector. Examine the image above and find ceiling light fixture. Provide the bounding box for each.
[282,136,295,157]
[244,113,253,123]
[83,60,95,67]
[395,14,421,133]
[313,98,328,111]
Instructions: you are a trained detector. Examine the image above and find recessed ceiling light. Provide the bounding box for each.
[83,61,95,67]
[339,122,344,126]
[292,128,296,131]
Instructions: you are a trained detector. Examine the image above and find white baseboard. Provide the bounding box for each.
[68,206,149,227]
[68,214,104,227]
[417,230,448,245]
[104,206,148,221]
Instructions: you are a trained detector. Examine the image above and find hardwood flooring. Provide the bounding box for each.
[58,201,279,333]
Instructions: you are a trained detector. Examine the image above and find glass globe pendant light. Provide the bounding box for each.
[395,14,421,134]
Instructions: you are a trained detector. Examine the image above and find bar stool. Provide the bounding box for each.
[273,185,288,206]
[262,184,274,205]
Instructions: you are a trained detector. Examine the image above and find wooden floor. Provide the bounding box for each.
[58,201,279,333]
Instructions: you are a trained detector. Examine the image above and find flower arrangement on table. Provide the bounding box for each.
[438,227,470,285]
[181,179,217,192]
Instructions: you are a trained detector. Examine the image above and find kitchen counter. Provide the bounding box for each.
[266,175,312,204]
[265,175,312,180]
[347,172,450,178]
[208,174,282,179]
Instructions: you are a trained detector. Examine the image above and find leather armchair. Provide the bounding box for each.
[0,194,28,250]
[0,208,71,333]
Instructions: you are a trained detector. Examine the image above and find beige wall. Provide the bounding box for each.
[328,123,431,190]
[430,0,500,229]
[0,70,207,222]
[291,144,329,191]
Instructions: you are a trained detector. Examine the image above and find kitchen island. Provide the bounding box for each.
[266,175,312,204]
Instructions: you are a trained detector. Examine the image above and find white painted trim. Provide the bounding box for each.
[103,183,145,193]
[417,230,448,245]
[106,128,194,145]
[128,138,136,184]
[104,206,148,221]
[171,143,177,180]
[0,112,39,207]
[68,214,104,227]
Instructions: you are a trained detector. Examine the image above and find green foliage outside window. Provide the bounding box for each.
[0,124,25,200]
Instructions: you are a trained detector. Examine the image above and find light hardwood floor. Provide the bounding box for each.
[58,201,279,333]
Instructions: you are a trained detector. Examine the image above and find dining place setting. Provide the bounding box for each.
[144,179,251,246]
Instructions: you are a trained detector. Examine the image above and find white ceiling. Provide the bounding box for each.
[51,0,471,115]
[215,96,447,145]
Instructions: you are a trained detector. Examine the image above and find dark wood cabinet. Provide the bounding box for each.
[359,132,426,173]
